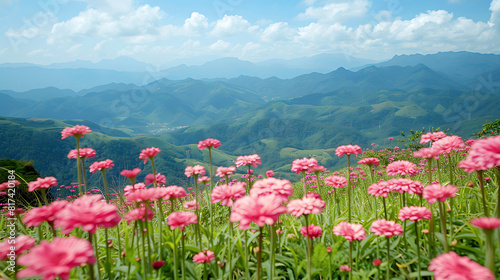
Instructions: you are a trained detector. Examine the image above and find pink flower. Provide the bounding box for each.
[335,145,362,157]
[124,183,146,196]
[340,265,351,272]
[373,259,382,266]
[229,194,287,229]
[429,251,494,280]
[139,147,161,164]
[423,184,459,204]
[291,157,319,174]
[198,176,210,184]
[300,223,323,239]
[216,166,236,177]
[250,178,293,203]
[468,136,500,170]
[67,148,97,159]
[61,125,92,139]
[145,173,167,185]
[367,181,391,198]
[212,182,247,207]
[27,176,58,192]
[398,206,432,221]
[193,250,215,263]
[23,201,69,227]
[432,136,464,154]
[420,131,446,144]
[183,200,200,210]
[160,185,187,200]
[198,138,221,150]
[126,188,161,203]
[287,196,326,217]
[167,211,198,231]
[386,160,417,176]
[470,217,500,230]
[185,165,207,177]
[152,260,165,270]
[124,207,154,224]
[266,170,275,177]
[0,180,20,191]
[89,159,114,173]
[465,139,476,145]
[55,195,121,234]
[236,154,262,168]
[0,235,36,261]
[17,237,96,280]
[358,157,380,166]
[333,222,366,241]
[324,175,348,189]
[458,157,487,173]
[120,168,141,180]
[387,178,423,195]
[413,147,440,159]
[370,219,403,237]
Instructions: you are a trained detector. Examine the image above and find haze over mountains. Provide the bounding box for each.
[1,51,500,184]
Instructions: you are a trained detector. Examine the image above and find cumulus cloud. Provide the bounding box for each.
[184,12,209,36]
[47,4,164,44]
[209,40,231,51]
[261,22,296,42]
[211,15,250,36]
[297,0,371,23]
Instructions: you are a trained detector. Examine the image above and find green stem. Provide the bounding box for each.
[386,237,390,280]
[478,171,489,217]
[194,175,202,251]
[140,221,148,280]
[81,158,88,194]
[447,155,455,237]
[228,222,234,280]
[116,223,122,258]
[209,147,214,247]
[438,202,449,252]
[382,197,388,220]
[257,227,263,280]
[270,224,275,280]
[104,228,111,278]
[415,221,421,280]
[181,231,186,280]
[101,169,109,203]
[347,155,352,222]
[484,230,495,275]
[171,201,178,280]
[76,137,83,195]
[303,172,307,198]
[244,230,250,280]
[305,215,312,280]
[349,241,353,280]
[88,233,96,280]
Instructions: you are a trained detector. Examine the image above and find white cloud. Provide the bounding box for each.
[490,0,500,28]
[27,49,47,56]
[261,22,296,42]
[48,4,164,44]
[93,40,108,51]
[297,0,371,23]
[211,15,250,36]
[209,40,231,51]
[67,43,82,53]
[184,12,209,36]
[72,0,134,14]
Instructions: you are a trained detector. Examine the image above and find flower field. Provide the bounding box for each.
[1,125,500,280]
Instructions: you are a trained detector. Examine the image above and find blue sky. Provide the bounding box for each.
[1,0,499,65]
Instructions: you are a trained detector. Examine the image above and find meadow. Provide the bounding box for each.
[1,124,499,280]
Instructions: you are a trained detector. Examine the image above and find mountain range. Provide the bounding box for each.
[1,51,500,186]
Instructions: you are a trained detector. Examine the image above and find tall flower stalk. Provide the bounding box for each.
[61,125,92,196]
[335,145,362,222]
